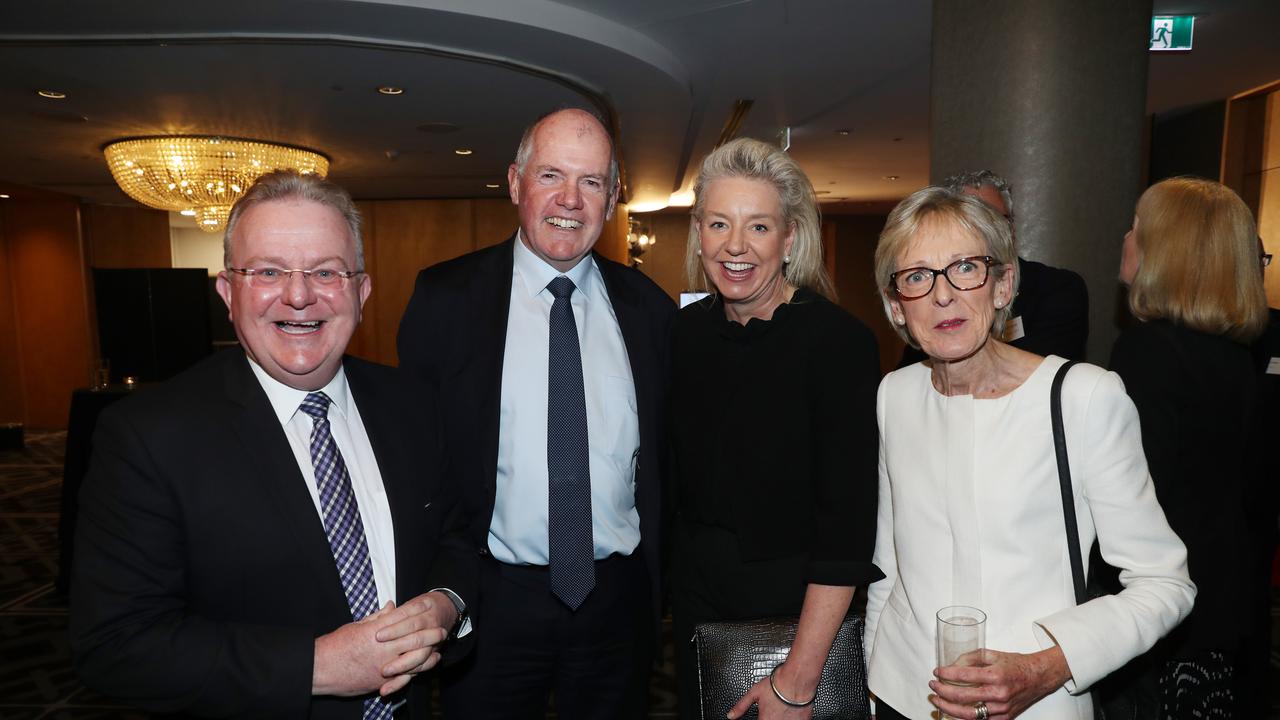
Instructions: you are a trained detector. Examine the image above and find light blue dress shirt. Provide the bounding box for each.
[489,234,641,564]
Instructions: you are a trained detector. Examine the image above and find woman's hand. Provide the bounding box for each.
[727,668,814,720]
[927,646,1071,719]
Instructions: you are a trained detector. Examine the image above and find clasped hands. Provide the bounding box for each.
[312,591,459,698]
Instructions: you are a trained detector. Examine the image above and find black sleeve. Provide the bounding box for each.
[69,409,314,717]
[805,314,886,588]
[396,268,439,383]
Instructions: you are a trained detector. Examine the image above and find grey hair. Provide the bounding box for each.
[512,107,619,194]
[874,186,1020,348]
[943,169,1014,220]
[685,137,835,300]
[223,170,364,271]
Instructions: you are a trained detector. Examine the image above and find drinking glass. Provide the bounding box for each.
[936,605,986,680]
[936,606,987,719]
[93,358,111,390]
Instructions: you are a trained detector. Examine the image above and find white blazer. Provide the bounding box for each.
[864,357,1195,720]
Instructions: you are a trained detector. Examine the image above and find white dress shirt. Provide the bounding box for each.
[865,356,1194,720]
[489,233,641,565]
[248,359,398,609]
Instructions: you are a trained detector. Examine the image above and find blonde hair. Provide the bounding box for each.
[874,186,1019,348]
[684,138,835,299]
[1128,176,1267,343]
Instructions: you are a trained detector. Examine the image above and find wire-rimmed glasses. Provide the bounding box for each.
[227,266,361,289]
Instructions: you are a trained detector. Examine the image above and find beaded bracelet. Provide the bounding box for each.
[768,665,816,708]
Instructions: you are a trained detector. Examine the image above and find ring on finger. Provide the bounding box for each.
[974,701,989,720]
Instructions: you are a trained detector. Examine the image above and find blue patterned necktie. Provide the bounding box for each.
[545,276,595,610]
[298,392,395,719]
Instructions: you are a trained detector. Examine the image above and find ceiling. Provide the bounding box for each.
[0,0,1277,216]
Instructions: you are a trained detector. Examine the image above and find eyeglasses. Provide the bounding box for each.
[227,266,361,289]
[888,256,997,300]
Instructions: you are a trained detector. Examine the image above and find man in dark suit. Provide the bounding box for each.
[900,170,1090,365]
[70,171,474,719]
[397,107,675,719]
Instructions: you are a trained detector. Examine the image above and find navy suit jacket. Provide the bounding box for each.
[396,237,675,627]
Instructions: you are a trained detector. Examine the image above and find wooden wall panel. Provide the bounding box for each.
[635,211,692,301]
[473,198,519,248]
[4,200,94,428]
[346,200,380,362]
[0,212,27,424]
[369,200,475,366]
[83,204,172,268]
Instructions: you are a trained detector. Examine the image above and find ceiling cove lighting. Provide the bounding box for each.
[103,136,329,233]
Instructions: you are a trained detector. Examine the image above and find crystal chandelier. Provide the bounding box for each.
[103,136,330,233]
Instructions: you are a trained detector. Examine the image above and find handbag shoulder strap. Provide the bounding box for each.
[1050,359,1088,606]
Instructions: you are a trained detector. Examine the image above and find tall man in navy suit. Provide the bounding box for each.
[71,171,473,719]
[397,108,675,719]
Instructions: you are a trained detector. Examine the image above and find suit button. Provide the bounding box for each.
[478,548,489,557]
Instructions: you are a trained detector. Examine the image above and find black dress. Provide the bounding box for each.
[1110,319,1262,719]
[669,288,883,719]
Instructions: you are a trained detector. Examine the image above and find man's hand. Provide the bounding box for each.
[312,595,456,697]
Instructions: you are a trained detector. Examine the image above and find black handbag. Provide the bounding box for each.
[692,614,870,720]
[1050,361,1141,720]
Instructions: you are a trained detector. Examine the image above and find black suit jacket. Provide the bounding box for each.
[70,349,474,719]
[900,256,1089,366]
[396,237,675,625]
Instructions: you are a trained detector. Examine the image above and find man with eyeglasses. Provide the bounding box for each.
[71,170,474,719]
[900,170,1090,365]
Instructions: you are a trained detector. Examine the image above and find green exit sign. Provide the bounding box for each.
[1150,16,1194,51]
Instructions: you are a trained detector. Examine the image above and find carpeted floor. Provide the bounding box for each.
[0,430,1275,719]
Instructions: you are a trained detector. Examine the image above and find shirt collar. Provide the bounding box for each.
[513,229,596,299]
[246,355,352,427]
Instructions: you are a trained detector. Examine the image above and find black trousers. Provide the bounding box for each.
[670,519,809,720]
[440,551,653,720]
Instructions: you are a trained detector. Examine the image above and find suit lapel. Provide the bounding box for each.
[221,353,350,612]
[345,359,417,603]
[475,238,516,499]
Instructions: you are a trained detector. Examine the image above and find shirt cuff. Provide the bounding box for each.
[427,587,472,638]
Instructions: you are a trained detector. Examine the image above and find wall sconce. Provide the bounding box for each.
[627,217,656,268]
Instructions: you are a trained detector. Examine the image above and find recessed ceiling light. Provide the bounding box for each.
[180,209,196,216]
[884,175,900,180]
[0,194,10,199]
[37,90,67,99]
[377,86,404,96]
[485,183,500,188]
[455,148,473,156]
[836,129,850,136]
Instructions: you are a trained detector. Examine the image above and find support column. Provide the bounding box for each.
[931,0,1152,362]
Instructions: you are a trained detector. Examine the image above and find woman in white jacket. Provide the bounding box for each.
[863,186,1195,720]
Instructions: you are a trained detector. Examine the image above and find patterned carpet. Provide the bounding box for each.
[0,431,1274,719]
